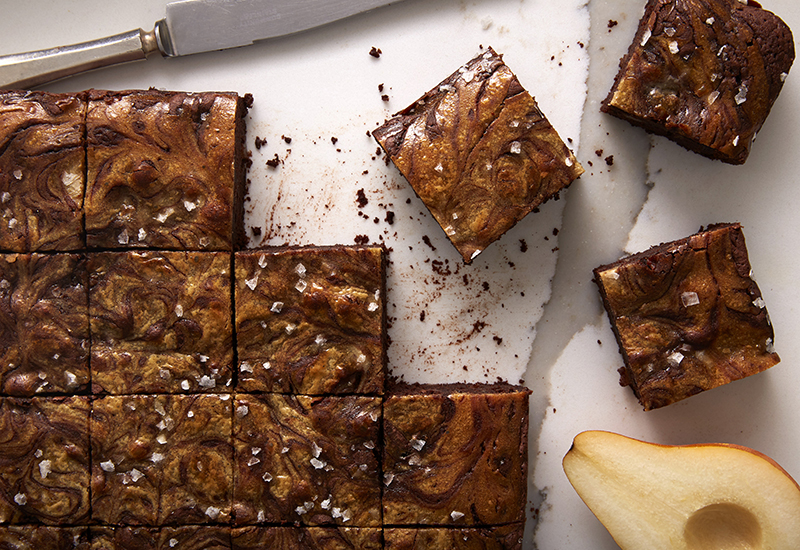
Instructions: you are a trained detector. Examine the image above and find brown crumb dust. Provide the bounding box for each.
[519,239,528,253]
[604,155,614,166]
[354,235,369,245]
[356,189,368,208]
[266,154,280,168]
[254,136,267,150]
[421,236,436,251]
[282,135,292,144]
[369,47,382,58]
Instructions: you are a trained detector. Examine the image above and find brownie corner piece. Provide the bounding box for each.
[373,47,583,263]
[0,396,91,525]
[88,251,233,394]
[233,393,382,527]
[234,245,386,395]
[0,253,89,396]
[601,0,795,164]
[382,382,530,526]
[0,90,86,252]
[593,222,779,410]
[85,89,249,251]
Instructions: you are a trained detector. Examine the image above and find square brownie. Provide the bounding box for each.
[0,525,90,550]
[231,526,381,550]
[0,253,89,396]
[234,246,385,395]
[382,382,530,526]
[601,0,794,164]
[90,526,231,550]
[384,524,524,549]
[0,91,85,252]
[85,89,249,250]
[373,47,583,263]
[232,394,381,526]
[0,397,90,525]
[593,223,780,410]
[90,394,233,526]
[88,251,233,394]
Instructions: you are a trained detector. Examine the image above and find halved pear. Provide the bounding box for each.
[563,431,800,550]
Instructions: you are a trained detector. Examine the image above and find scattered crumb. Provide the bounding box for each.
[608,19,618,30]
[595,149,603,157]
[282,135,292,144]
[369,46,382,58]
[385,211,395,225]
[378,83,385,92]
[356,189,369,208]
[381,95,390,102]
[354,235,369,245]
[331,136,338,145]
[604,155,614,166]
[254,136,267,150]
[266,154,280,168]
[519,239,528,253]
[421,236,436,251]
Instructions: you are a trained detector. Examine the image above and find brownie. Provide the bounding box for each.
[90,394,232,526]
[0,525,90,550]
[382,382,530,526]
[88,251,233,394]
[0,397,90,525]
[234,246,386,395]
[232,394,381,526]
[593,223,780,410]
[0,91,85,252]
[373,47,583,263]
[231,526,381,550]
[384,524,524,550]
[601,0,795,164]
[90,526,230,550]
[0,253,89,396]
[85,89,249,250]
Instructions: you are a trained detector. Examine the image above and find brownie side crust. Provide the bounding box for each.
[0,91,86,252]
[384,524,524,550]
[593,222,779,410]
[231,526,382,550]
[601,0,795,164]
[373,47,583,263]
[382,382,530,526]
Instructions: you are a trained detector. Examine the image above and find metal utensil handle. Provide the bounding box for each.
[0,20,172,89]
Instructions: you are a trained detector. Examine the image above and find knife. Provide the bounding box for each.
[0,0,404,89]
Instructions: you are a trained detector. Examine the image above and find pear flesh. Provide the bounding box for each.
[562,431,800,550]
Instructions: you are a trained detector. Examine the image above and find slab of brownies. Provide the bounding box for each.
[0,88,530,550]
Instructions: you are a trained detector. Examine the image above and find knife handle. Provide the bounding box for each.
[0,20,173,89]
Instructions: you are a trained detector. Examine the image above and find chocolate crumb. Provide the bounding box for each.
[331,136,339,145]
[608,19,618,29]
[385,211,395,225]
[381,95,390,102]
[604,155,614,166]
[251,226,262,236]
[552,227,559,236]
[254,136,267,149]
[354,235,369,245]
[595,149,603,157]
[266,154,280,168]
[519,239,528,253]
[482,282,490,291]
[422,235,436,251]
[369,46,382,58]
[282,135,292,144]
[356,189,369,208]
[493,336,503,345]
[420,310,426,322]
[378,83,385,92]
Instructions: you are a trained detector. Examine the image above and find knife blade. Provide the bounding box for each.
[0,0,404,89]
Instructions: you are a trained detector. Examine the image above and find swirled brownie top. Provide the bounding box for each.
[0,91,86,252]
[593,222,780,410]
[373,48,583,264]
[85,90,248,251]
[602,0,795,164]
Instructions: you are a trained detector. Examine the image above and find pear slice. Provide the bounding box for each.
[563,431,800,550]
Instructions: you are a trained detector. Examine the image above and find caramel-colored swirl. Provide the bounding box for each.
[88,251,232,394]
[232,526,382,550]
[85,90,244,250]
[603,0,795,164]
[384,524,524,550]
[0,397,90,525]
[235,247,385,395]
[91,394,232,526]
[92,525,231,550]
[382,384,529,526]
[0,253,89,396]
[594,223,779,410]
[233,394,381,527]
[0,91,85,252]
[373,48,583,263]
[0,526,89,549]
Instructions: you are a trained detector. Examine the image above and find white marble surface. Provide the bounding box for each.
[2,0,799,547]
